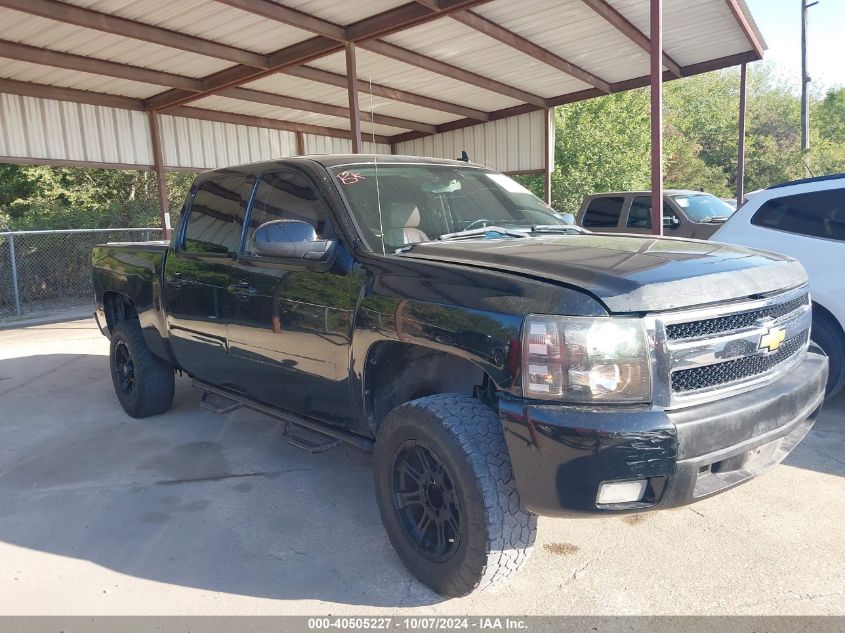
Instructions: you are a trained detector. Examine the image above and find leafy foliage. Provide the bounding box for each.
[0,166,193,230]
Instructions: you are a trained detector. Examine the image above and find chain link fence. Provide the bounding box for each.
[0,228,164,320]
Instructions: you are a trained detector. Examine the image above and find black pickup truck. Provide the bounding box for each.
[93,155,827,596]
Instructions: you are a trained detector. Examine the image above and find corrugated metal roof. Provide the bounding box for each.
[382,16,593,99]
[0,0,764,174]
[277,0,407,26]
[66,0,314,54]
[242,73,456,126]
[191,94,407,137]
[0,8,233,79]
[474,0,652,84]
[307,49,522,112]
[0,59,165,99]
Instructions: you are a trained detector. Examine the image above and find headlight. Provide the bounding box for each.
[522,315,651,403]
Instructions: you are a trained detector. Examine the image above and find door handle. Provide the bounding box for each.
[168,272,189,287]
[227,281,256,296]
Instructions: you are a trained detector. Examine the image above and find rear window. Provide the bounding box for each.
[582,196,624,228]
[183,175,246,254]
[751,189,845,241]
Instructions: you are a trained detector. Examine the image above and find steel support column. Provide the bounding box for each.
[345,42,362,153]
[736,62,747,205]
[544,107,554,205]
[148,111,171,239]
[649,0,663,236]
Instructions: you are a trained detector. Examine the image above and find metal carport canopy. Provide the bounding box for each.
[0,0,765,232]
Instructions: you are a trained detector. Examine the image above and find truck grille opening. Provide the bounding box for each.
[671,330,808,393]
[665,294,809,341]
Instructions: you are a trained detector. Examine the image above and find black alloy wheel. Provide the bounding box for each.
[108,318,174,418]
[391,442,461,563]
[113,339,136,398]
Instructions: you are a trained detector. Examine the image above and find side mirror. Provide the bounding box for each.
[663,215,680,228]
[251,219,334,260]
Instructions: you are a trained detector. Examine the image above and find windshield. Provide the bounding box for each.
[670,193,736,221]
[328,164,568,252]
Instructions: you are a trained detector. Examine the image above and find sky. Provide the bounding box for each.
[746,0,845,90]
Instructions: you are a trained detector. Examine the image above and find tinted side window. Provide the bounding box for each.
[244,171,332,255]
[627,196,652,228]
[627,196,677,229]
[183,175,245,254]
[582,196,624,227]
[751,189,845,241]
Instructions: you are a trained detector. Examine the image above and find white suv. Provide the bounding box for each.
[712,174,845,397]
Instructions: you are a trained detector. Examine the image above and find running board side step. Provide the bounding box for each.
[192,379,373,453]
[283,425,341,454]
[199,390,241,414]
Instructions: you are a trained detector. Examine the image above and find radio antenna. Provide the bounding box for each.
[370,75,386,256]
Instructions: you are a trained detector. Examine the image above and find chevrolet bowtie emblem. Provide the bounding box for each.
[759,326,786,353]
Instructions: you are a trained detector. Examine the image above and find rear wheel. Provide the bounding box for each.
[812,314,845,398]
[110,319,175,417]
[373,394,536,597]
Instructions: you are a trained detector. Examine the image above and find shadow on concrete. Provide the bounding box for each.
[781,391,845,478]
[0,353,442,607]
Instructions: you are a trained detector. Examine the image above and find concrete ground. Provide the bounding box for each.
[0,318,842,615]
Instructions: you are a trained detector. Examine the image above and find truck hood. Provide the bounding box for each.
[397,234,807,313]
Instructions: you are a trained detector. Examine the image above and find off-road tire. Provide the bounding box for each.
[109,319,175,418]
[812,314,844,398]
[373,394,537,597]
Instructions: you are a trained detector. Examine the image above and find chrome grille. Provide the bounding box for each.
[647,285,812,409]
[671,330,808,393]
[665,294,809,341]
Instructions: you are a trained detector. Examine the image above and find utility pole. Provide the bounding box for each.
[801,0,819,176]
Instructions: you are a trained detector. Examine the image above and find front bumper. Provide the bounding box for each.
[499,350,828,516]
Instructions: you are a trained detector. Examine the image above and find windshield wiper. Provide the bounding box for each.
[438,226,528,241]
[702,216,730,223]
[529,224,587,234]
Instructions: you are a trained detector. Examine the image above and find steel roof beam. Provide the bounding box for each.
[0,40,204,92]
[214,0,347,41]
[146,1,491,110]
[579,0,682,77]
[723,0,765,59]
[388,50,761,144]
[220,87,438,133]
[360,40,548,107]
[0,77,389,143]
[449,10,611,92]
[169,106,391,143]
[0,0,270,69]
[0,77,145,110]
[283,66,489,121]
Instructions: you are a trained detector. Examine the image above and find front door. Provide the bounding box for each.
[226,169,361,425]
[164,172,249,386]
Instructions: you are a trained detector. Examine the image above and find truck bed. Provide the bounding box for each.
[92,240,170,357]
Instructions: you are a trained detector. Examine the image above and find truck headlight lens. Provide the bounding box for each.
[523,315,651,402]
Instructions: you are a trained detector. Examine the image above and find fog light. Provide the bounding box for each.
[597,480,648,504]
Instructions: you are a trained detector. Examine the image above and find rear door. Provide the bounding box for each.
[164,172,250,385]
[580,195,625,232]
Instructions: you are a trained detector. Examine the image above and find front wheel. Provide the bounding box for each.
[373,394,536,597]
[109,319,175,418]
